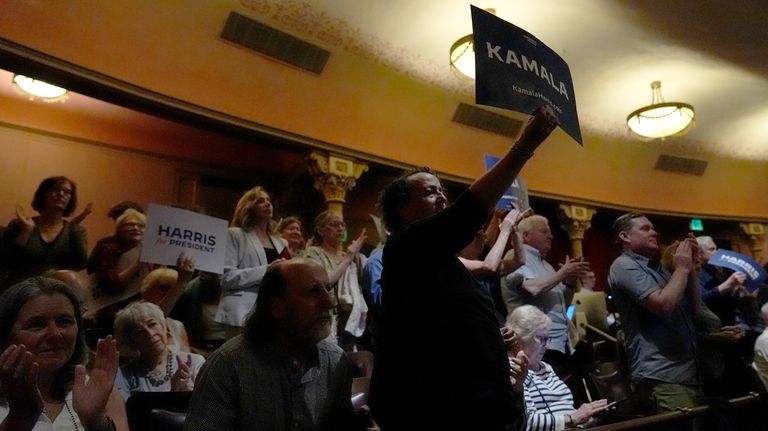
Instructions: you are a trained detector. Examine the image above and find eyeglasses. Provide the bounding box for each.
[325,221,346,229]
[49,187,72,196]
[534,335,550,345]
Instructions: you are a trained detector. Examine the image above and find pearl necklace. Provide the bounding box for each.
[64,402,80,431]
[144,350,173,387]
[43,401,80,431]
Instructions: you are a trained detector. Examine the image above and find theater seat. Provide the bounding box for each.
[588,361,642,421]
[150,408,186,430]
[125,391,192,431]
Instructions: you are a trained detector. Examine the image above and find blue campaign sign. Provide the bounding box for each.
[471,6,582,144]
[484,154,529,210]
[708,249,767,291]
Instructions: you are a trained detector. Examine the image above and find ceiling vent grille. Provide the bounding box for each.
[221,12,330,74]
[654,154,708,176]
[452,103,524,138]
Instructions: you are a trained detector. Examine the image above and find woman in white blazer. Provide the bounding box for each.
[215,186,288,330]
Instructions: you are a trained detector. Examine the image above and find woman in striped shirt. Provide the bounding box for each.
[506,305,609,430]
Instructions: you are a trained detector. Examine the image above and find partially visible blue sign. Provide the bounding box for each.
[471,6,582,144]
[484,154,529,210]
[708,249,767,291]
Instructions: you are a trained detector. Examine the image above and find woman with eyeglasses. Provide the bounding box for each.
[304,211,367,351]
[216,186,289,334]
[506,305,609,430]
[1,176,88,288]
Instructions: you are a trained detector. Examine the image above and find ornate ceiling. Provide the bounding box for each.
[247,0,768,160]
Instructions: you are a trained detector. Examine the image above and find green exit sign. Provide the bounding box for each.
[690,219,704,231]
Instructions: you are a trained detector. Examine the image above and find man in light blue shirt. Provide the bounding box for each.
[504,215,590,371]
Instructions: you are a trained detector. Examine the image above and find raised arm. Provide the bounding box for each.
[464,209,529,277]
[469,106,558,211]
[324,229,367,285]
[642,238,695,317]
[498,218,527,275]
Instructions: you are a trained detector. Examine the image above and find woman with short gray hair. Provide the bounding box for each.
[506,305,609,430]
[113,301,205,400]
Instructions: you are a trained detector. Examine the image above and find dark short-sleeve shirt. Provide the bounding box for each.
[370,191,523,430]
[608,251,698,385]
[0,219,87,283]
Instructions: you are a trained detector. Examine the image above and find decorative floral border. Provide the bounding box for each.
[240,0,472,95]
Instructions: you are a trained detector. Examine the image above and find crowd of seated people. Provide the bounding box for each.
[0,176,384,430]
[2,156,768,431]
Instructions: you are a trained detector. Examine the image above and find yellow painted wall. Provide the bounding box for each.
[1,1,767,220]
[0,125,177,243]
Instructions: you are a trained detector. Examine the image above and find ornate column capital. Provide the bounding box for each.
[306,151,369,213]
[558,203,596,258]
[558,203,596,240]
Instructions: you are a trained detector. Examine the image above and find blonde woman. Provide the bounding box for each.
[216,187,288,330]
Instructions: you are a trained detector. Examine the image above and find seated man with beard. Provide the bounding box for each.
[185,258,374,430]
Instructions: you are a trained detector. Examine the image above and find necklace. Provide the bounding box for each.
[144,350,173,387]
[43,401,80,431]
[64,401,80,431]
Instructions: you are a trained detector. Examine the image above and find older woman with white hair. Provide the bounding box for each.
[113,302,205,400]
[506,305,609,430]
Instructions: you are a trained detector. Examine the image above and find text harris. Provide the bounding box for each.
[157,225,216,253]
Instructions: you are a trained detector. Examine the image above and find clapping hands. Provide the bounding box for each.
[346,228,368,256]
[14,205,35,233]
[171,354,194,392]
[0,344,43,425]
[73,336,118,431]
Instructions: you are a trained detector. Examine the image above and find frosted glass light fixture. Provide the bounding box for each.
[627,81,694,138]
[12,74,69,103]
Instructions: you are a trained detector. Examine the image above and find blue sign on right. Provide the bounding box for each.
[471,6,582,145]
[708,249,767,291]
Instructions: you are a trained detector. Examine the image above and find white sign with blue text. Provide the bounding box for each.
[141,204,228,274]
[708,249,767,291]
